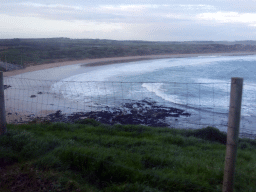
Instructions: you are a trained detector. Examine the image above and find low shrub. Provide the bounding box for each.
[187,127,227,144]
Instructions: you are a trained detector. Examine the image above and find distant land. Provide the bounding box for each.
[1,38,256,69]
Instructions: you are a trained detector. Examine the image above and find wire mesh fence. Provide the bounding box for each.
[3,76,256,138]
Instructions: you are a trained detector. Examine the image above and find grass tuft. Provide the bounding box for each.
[75,118,101,126]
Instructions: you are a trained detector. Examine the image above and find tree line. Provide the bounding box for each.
[1,38,256,66]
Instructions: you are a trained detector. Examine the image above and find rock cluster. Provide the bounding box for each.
[29,99,191,127]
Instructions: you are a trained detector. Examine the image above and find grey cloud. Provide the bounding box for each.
[0,2,124,21]
[0,2,218,22]
[1,0,256,41]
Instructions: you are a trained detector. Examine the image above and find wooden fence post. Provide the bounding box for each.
[222,77,243,192]
[0,71,7,135]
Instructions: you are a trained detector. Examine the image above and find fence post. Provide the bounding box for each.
[0,71,7,135]
[222,77,243,192]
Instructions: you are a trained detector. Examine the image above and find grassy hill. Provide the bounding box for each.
[1,120,256,191]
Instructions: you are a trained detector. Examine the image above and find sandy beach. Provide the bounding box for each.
[3,52,256,77]
[3,52,256,133]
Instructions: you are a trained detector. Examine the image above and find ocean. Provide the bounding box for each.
[51,55,256,135]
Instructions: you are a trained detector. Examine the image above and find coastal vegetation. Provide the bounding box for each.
[1,120,256,191]
[1,38,256,67]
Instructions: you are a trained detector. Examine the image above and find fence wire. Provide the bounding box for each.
[3,76,256,138]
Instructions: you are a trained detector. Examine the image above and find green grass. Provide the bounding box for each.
[1,119,256,191]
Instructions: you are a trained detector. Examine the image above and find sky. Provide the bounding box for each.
[1,0,256,41]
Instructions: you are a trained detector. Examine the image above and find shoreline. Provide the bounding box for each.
[3,51,256,138]
[3,51,256,77]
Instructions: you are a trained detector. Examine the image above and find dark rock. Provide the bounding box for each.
[181,112,191,117]
[30,95,36,98]
[3,85,11,90]
[45,100,190,127]
[11,99,192,127]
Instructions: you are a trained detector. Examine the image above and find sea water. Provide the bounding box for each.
[51,55,256,135]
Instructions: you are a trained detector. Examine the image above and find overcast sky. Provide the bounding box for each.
[1,0,256,41]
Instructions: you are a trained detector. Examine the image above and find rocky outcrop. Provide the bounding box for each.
[15,99,191,127]
[0,62,24,71]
